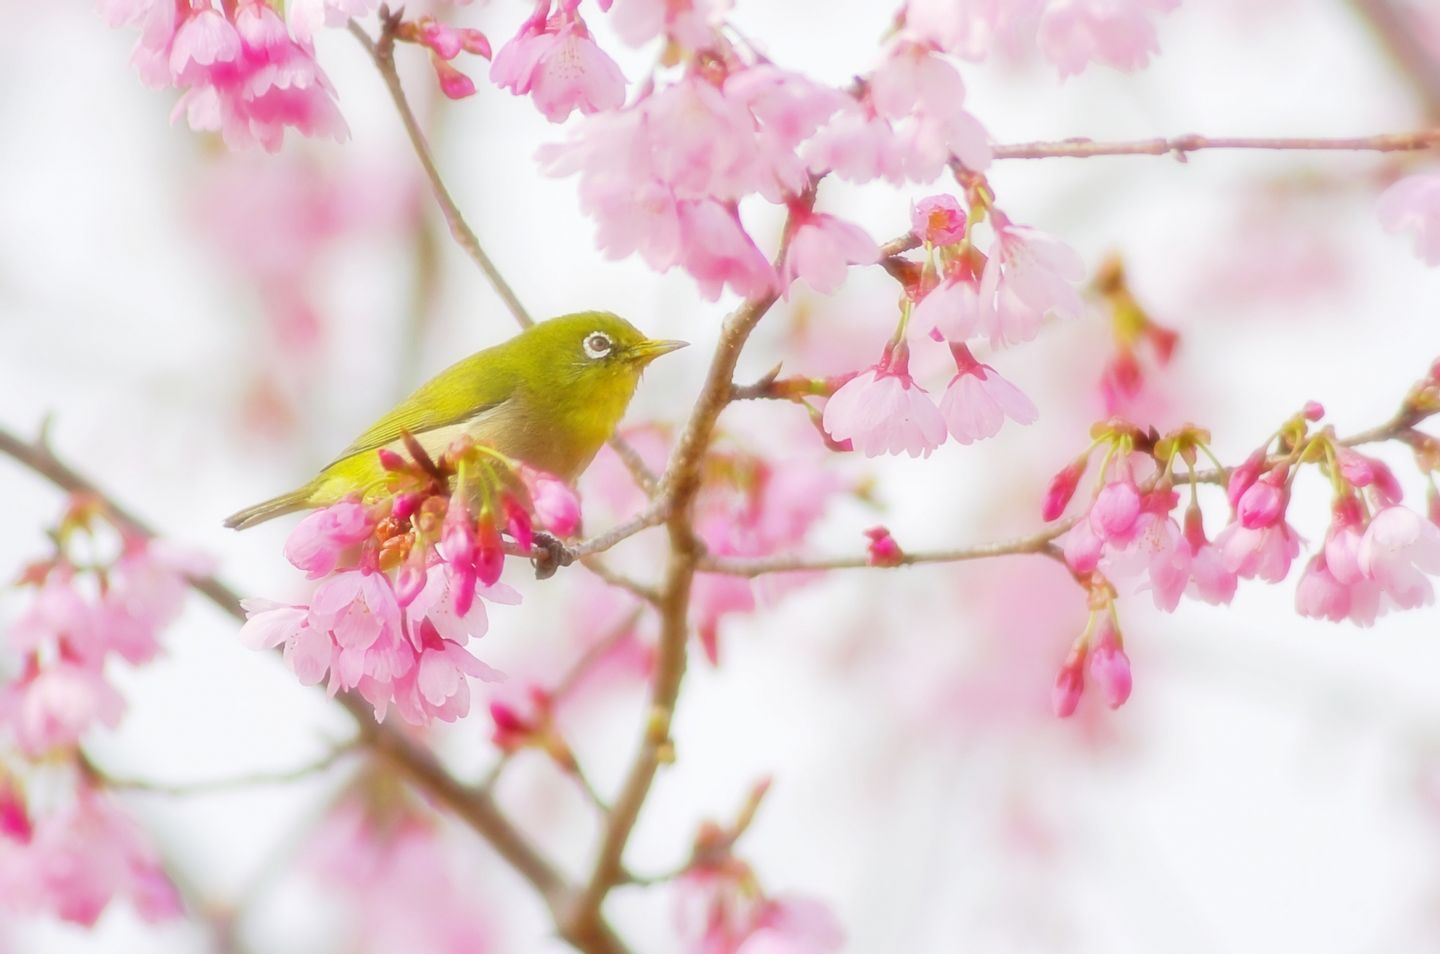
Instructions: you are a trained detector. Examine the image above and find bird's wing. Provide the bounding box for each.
[324,350,517,468]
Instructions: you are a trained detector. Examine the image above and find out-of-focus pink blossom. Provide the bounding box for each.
[1051,653,1085,718]
[865,526,904,566]
[14,788,182,926]
[610,0,730,50]
[1360,506,1440,608]
[781,212,880,297]
[491,10,625,122]
[1037,0,1179,78]
[305,800,496,954]
[822,346,947,458]
[803,100,905,184]
[869,41,992,174]
[1334,446,1404,505]
[0,658,125,758]
[1378,173,1440,266]
[523,469,582,536]
[286,0,379,43]
[938,345,1038,444]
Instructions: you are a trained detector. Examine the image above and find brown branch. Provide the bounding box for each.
[348,15,534,329]
[991,129,1440,161]
[0,423,632,954]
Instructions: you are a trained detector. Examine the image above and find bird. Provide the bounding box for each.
[224,311,686,530]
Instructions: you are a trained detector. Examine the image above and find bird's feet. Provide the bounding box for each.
[530,531,575,581]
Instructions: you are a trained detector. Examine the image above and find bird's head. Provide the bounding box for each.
[524,311,687,393]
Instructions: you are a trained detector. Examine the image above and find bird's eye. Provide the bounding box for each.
[583,332,614,360]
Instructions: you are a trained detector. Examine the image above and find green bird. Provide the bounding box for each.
[224,312,686,530]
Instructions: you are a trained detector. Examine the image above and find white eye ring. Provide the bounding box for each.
[583,332,613,360]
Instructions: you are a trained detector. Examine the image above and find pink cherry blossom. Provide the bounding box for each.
[912,271,985,343]
[1183,508,1237,605]
[170,1,349,152]
[677,199,779,301]
[491,11,625,122]
[10,572,97,660]
[524,468,582,536]
[979,219,1086,347]
[937,346,1038,444]
[1042,458,1086,521]
[1216,520,1302,584]
[911,194,967,245]
[1334,446,1404,505]
[1089,459,1143,542]
[781,212,880,297]
[803,99,905,184]
[1378,172,1440,266]
[1359,506,1440,608]
[1037,0,1179,78]
[1051,654,1085,718]
[285,500,374,578]
[869,41,992,174]
[1296,553,1381,626]
[735,896,845,954]
[1236,466,1289,528]
[285,0,379,44]
[822,346,947,458]
[865,526,904,566]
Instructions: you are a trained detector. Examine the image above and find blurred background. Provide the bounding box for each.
[3,0,1440,951]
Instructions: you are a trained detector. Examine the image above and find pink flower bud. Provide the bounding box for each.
[910,195,966,246]
[432,57,476,99]
[420,19,463,59]
[0,778,32,844]
[377,448,408,472]
[1042,458,1086,522]
[1303,400,1325,421]
[1052,659,1085,718]
[1091,476,1141,541]
[864,526,903,566]
[526,471,581,537]
[1226,448,1267,509]
[393,564,426,607]
[1237,468,1287,529]
[1336,447,1403,505]
[1087,619,1132,709]
[461,28,492,59]
[489,700,533,750]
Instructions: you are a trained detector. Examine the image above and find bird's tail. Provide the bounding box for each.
[223,486,313,530]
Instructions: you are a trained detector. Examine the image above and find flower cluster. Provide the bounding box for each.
[100,0,492,144]
[822,192,1072,458]
[100,0,349,150]
[0,500,193,924]
[1043,369,1440,713]
[2,498,205,756]
[305,773,496,953]
[1051,588,1133,717]
[0,778,181,927]
[670,790,843,954]
[239,438,578,725]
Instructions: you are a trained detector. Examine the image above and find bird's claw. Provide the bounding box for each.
[530,531,575,581]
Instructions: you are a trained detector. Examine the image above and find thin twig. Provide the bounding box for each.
[991,129,1440,161]
[348,15,534,330]
[84,741,359,796]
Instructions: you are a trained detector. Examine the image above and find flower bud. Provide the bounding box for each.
[1091,473,1141,540]
[1302,400,1325,421]
[1086,618,1132,709]
[1237,466,1288,529]
[1226,448,1267,509]
[1042,457,1086,522]
[1051,658,1085,718]
[864,526,903,566]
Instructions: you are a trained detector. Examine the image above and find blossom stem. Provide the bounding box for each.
[80,742,359,796]
[992,129,1440,161]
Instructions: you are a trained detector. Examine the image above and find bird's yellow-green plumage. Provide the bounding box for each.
[224,312,685,530]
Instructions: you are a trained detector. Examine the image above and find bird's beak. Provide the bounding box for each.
[629,339,689,365]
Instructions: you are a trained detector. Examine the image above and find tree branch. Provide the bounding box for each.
[991,129,1440,161]
[348,15,534,330]
[0,423,633,954]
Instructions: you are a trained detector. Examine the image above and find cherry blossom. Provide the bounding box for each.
[979,217,1087,347]
[821,345,947,458]
[937,345,1039,444]
[491,8,625,122]
[781,211,880,297]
